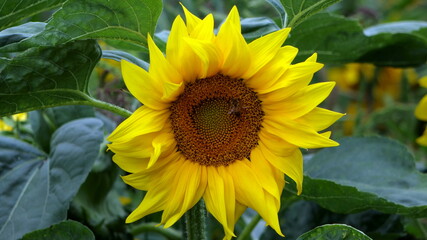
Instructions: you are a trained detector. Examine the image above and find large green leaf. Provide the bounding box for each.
[281,0,341,28]
[0,22,46,47]
[287,13,427,67]
[22,220,94,240]
[241,17,280,42]
[296,224,372,240]
[29,105,95,152]
[0,40,101,117]
[286,137,427,217]
[0,0,65,31]
[0,118,103,239]
[1,0,162,52]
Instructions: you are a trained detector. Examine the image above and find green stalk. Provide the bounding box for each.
[85,97,132,118]
[184,200,207,240]
[130,222,182,240]
[236,214,261,240]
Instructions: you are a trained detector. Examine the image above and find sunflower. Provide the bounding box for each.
[107,6,343,239]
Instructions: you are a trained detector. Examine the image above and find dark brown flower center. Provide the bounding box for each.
[169,74,264,166]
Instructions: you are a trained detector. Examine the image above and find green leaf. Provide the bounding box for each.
[29,105,95,152]
[287,13,427,67]
[296,224,372,240]
[0,0,65,31]
[0,40,101,117]
[1,0,163,52]
[364,21,427,37]
[71,153,126,227]
[22,220,94,240]
[241,17,280,42]
[264,0,287,27]
[359,21,427,66]
[262,200,405,240]
[0,118,103,239]
[281,0,341,28]
[0,22,46,47]
[287,137,427,217]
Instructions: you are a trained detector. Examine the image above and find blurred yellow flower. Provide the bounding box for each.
[416,76,427,146]
[0,120,12,131]
[327,63,374,92]
[108,6,342,239]
[0,113,27,131]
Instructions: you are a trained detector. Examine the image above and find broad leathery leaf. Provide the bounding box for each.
[296,224,372,240]
[286,137,427,217]
[261,200,403,239]
[359,21,427,66]
[241,17,280,42]
[0,40,101,117]
[364,21,427,38]
[29,105,95,153]
[0,0,162,52]
[287,13,427,67]
[0,22,46,47]
[0,0,65,31]
[281,0,341,28]
[22,220,94,240]
[0,118,103,240]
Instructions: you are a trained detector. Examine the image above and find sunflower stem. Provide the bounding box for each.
[85,97,132,118]
[130,222,182,240]
[184,200,207,240]
[236,214,262,240]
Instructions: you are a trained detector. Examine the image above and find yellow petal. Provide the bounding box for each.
[108,132,159,159]
[258,141,303,194]
[148,132,177,168]
[263,82,336,119]
[415,95,427,121]
[125,158,182,223]
[161,160,207,228]
[216,6,250,78]
[112,155,149,173]
[107,106,169,143]
[162,80,184,102]
[295,107,345,131]
[121,152,180,191]
[263,116,339,148]
[180,3,202,34]
[228,160,284,236]
[121,60,169,110]
[250,146,284,208]
[242,28,291,79]
[245,46,298,91]
[126,189,168,223]
[166,15,199,82]
[258,58,323,96]
[204,166,236,238]
[190,14,214,41]
[148,34,183,85]
[416,127,427,146]
[235,201,247,223]
[184,38,221,78]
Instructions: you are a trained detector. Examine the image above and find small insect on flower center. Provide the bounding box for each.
[170,74,264,166]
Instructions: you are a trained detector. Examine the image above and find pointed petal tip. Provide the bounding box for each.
[125,214,138,224]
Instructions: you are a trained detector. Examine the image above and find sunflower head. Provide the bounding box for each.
[107,5,343,239]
